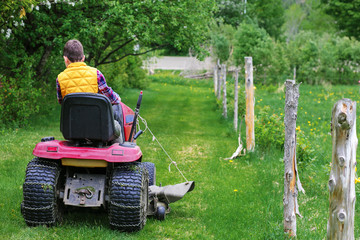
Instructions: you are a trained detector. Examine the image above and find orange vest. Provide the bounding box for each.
[57,62,98,97]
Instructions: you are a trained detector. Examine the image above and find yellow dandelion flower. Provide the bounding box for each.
[355,178,360,184]
[296,126,301,131]
[234,189,238,192]
[229,160,233,163]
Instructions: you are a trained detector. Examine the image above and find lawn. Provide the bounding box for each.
[1,73,360,239]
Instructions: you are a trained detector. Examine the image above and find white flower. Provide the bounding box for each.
[20,20,25,27]
[35,6,39,11]
[5,29,12,39]
[14,21,18,27]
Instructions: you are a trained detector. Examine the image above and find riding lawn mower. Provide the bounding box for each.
[21,92,194,232]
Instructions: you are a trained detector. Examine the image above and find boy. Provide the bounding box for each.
[56,39,123,137]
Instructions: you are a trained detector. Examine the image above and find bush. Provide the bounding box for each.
[286,32,360,85]
[0,72,41,127]
[254,105,316,166]
[98,55,148,93]
[255,105,284,149]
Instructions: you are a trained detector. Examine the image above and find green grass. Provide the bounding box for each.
[1,74,360,239]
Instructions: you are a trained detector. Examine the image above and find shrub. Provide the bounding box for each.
[98,55,148,93]
[255,105,285,149]
[254,105,316,166]
[0,72,41,127]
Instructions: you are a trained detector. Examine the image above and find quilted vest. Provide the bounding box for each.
[57,62,98,97]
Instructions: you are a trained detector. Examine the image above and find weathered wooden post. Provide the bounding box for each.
[214,60,219,97]
[222,63,227,118]
[234,68,239,131]
[214,59,219,99]
[216,61,222,100]
[244,57,254,151]
[283,80,303,237]
[327,99,357,240]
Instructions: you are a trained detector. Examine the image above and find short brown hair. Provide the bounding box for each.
[63,39,84,62]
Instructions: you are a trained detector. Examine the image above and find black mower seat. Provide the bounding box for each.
[60,93,120,143]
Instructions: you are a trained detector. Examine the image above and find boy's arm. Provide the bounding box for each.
[56,78,63,104]
[97,70,121,104]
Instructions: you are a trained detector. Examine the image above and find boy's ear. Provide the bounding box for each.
[81,55,85,62]
[63,56,71,66]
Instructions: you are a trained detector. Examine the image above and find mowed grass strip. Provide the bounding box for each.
[1,74,360,239]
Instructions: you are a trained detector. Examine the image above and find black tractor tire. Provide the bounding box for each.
[22,158,63,226]
[141,162,156,186]
[109,164,149,232]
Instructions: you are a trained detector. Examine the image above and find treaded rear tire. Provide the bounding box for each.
[141,162,156,186]
[22,158,62,226]
[109,163,149,232]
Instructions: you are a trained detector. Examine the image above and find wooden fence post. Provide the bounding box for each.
[283,80,303,237]
[214,59,219,98]
[327,99,357,240]
[214,63,218,96]
[244,57,254,151]
[222,63,227,118]
[216,60,221,100]
[234,68,239,131]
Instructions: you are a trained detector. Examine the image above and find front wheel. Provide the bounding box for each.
[141,162,156,186]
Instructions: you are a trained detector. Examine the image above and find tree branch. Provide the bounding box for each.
[96,38,135,66]
[97,45,164,66]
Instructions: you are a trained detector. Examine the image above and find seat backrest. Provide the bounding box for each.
[60,93,117,143]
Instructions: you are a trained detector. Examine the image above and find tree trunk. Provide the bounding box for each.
[283,79,303,237]
[35,45,53,81]
[327,99,357,240]
[222,63,227,119]
[244,57,255,151]
[234,68,239,131]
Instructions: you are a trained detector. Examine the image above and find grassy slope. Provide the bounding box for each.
[0,76,360,239]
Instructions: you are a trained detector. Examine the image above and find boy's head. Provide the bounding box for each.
[63,39,85,65]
